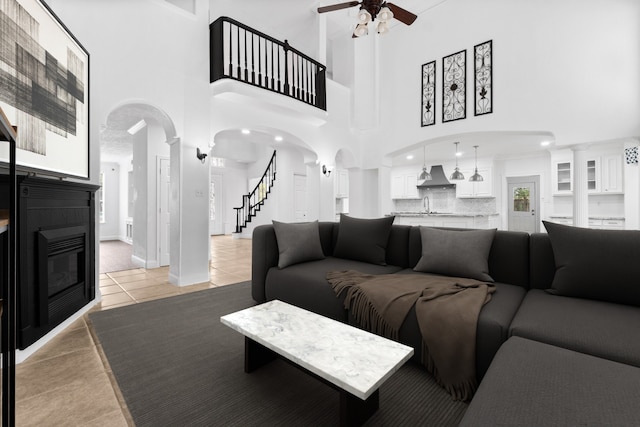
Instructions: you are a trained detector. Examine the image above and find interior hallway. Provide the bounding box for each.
[10,235,252,426]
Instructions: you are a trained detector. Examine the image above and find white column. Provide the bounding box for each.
[623,140,640,229]
[572,145,589,228]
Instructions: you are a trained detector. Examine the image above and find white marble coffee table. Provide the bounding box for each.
[221,300,414,426]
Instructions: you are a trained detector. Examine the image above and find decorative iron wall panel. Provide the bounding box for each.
[474,40,492,116]
[421,60,436,127]
[442,50,466,122]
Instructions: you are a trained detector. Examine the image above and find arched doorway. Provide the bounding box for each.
[100,102,178,271]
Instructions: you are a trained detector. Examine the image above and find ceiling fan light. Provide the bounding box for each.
[378,6,393,22]
[353,23,368,37]
[357,9,372,24]
[377,21,389,34]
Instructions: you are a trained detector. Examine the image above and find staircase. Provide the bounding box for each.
[234,150,277,233]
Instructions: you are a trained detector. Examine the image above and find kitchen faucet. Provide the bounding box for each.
[422,195,430,213]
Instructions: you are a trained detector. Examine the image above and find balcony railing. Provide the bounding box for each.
[210,17,327,110]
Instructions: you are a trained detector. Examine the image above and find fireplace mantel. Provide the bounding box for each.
[0,176,99,349]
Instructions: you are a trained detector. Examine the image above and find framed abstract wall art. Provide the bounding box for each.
[0,0,90,179]
[474,40,492,116]
[421,60,436,127]
[442,49,466,123]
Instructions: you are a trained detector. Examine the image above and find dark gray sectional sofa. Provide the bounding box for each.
[252,220,640,426]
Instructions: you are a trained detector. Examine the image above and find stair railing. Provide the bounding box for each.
[234,150,277,233]
[210,17,327,111]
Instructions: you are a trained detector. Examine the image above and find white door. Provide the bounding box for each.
[209,174,224,235]
[159,157,170,266]
[294,174,307,222]
[507,176,539,233]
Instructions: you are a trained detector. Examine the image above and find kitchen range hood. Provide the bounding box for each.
[417,165,456,188]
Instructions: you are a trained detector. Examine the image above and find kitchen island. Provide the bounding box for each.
[389,212,500,229]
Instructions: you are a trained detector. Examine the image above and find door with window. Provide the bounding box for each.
[507,176,539,233]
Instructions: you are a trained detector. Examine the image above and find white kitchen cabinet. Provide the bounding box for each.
[391,172,420,199]
[548,217,573,226]
[587,159,599,193]
[552,161,573,195]
[600,154,623,194]
[392,215,498,229]
[586,155,623,195]
[335,169,349,198]
[588,218,625,230]
[456,167,493,198]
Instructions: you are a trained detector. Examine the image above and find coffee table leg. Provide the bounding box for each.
[244,337,276,373]
[340,389,379,427]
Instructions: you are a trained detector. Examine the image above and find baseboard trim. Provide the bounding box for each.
[168,271,210,287]
[16,298,100,364]
[131,255,146,268]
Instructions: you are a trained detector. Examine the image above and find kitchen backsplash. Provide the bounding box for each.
[393,188,496,214]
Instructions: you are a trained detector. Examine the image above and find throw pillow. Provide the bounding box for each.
[333,214,395,265]
[272,220,325,269]
[413,227,496,282]
[543,221,640,306]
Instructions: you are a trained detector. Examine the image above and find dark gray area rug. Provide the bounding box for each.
[89,282,467,426]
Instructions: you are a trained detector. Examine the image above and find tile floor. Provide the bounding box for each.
[12,235,252,426]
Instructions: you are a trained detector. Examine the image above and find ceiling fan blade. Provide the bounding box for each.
[386,2,418,25]
[317,1,361,14]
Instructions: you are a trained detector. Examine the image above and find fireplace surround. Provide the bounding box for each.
[0,176,98,349]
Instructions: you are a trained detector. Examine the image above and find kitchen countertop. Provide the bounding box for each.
[390,212,499,218]
[548,215,625,220]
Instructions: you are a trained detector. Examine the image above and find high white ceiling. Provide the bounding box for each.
[388,131,556,167]
[210,0,447,58]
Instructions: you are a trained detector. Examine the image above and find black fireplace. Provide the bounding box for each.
[0,176,97,349]
[38,225,89,331]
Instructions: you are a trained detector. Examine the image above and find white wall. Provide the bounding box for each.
[119,156,133,240]
[49,0,212,286]
[99,162,120,240]
[375,0,640,157]
[494,153,551,229]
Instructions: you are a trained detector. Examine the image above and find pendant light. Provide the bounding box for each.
[418,146,432,180]
[449,142,465,180]
[469,145,484,182]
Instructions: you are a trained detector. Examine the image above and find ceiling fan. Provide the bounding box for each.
[317,0,418,37]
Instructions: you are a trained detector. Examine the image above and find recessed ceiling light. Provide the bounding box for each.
[541,141,550,146]
[274,135,283,142]
[241,129,250,135]
[406,155,414,160]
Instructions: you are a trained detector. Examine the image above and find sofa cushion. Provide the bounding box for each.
[272,220,325,268]
[394,269,525,380]
[509,289,640,368]
[460,336,640,427]
[333,214,395,265]
[413,227,496,282]
[265,257,403,321]
[543,220,640,306]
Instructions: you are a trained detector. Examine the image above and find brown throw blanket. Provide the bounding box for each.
[327,270,495,401]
